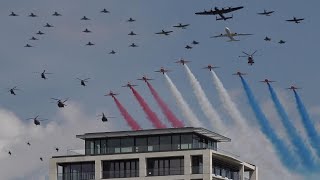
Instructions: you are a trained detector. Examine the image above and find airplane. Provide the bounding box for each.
[30,36,38,40]
[26,115,48,126]
[24,44,33,47]
[192,40,199,45]
[97,113,115,122]
[81,16,90,20]
[109,50,116,54]
[34,70,52,80]
[129,43,138,47]
[195,6,244,21]
[86,42,95,46]
[232,71,247,77]
[51,98,68,108]
[155,30,173,36]
[101,9,110,13]
[36,31,44,35]
[104,91,119,98]
[202,64,219,71]
[264,36,271,41]
[260,79,276,84]
[44,23,53,27]
[127,17,136,22]
[128,31,137,36]
[287,86,301,91]
[28,13,37,17]
[9,12,18,16]
[211,27,252,42]
[155,67,171,74]
[83,28,91,33]
[175,58,191,65]
[122,82,138,88]
[77,78,90,86]
[257,10,274,16]
[185,45,192,49]
[137,75,154,82]
[278,40,286,44]
[173,23,190,29]
[239,50,258,66]
[286,17,304,24]
[52,12,62,16]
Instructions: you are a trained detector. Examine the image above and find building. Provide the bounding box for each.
[49,127,258,180]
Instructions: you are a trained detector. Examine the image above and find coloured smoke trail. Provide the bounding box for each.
[239,76,299,170]
[268,84,317,170]
[293,90,320,158]
[113,97,141,130]
[147,82,184,128]
[130,87,166,129]
[184,65,224,132]
[164,73,203,127]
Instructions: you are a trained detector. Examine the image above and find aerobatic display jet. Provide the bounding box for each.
[192,40,199,45]
[109,50,116,54]
[83,28,91,33]
[36,31,44,35]
[287,86,301,91]
[81,16,90,20]
[185,45,192,49]
[211,27,252,42]
[128,31,137,36]
[286,17,304,24]
[127,17,136,22]
[278,40,286,44]
[44,23,53,27]
[195,6,244,21]
[155,67,171,74]
[52,12,62,16]
[101,9,110,13]
[25,44,33,47]
[173,23,190,29]
[129,43,138,47]
[232,71,247,77]
[155,30,173,36]
[260,79,276,85]
[137,75,153,82]
[104,91,119,97]
[86,42,95,46]
[9,12,18,16]
[264,36,271,41]
[28,13,37,17]
[239,50,258,66]
[175,58,191,65]
[257,10,274,16]
[203,64,219,71]
[30,36,38,40]
[122,82,137,88]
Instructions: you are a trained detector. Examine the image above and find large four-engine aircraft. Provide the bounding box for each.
[195,6,243,21]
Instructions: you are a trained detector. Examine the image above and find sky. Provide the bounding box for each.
[0,0,319,179]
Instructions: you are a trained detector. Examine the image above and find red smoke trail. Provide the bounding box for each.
[130,87,166,128]
[147,82,184,128]
[113,97,141,130]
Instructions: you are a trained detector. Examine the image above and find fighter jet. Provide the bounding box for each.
[260,79,276,85]
[286,17,304,24]
[278,40,286,44]
[129,43,138,47]
[232,71,247,77]
[77,78,90,86]
[127,17,136,22]
[86,42,95,46]
[175,58,191,65]
[155,67,171,74]
[28,13,37,17]
[185,45,192,49]
[122,82,138,88]
[52,12,62,16]
[128,31,137,36]
[257,10,274,16]
[202,64,219,71]
[36,31,45,35]
[211,27,252,42]
[155,30,173,36]
[192,40,199,45]
[104,91,119,98]
[83,28,91,33]
[25,44,33,47]
[264,36,271,41]
[101,9,110,13]
[9,12,18,16]
[30,36,38,40]
[44,23,53,27]
[81,16,90,20]
[137,75,154,82]
[173,23,190,29]
[109,50,116,54]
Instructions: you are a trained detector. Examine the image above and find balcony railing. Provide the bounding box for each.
[57,172,95,180]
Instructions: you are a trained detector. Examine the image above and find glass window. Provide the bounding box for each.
[135,137,147,152]
[172,134,180,150]
[148,136,159,152]
[160,135,171,151]
[108,138,120,154]
[102,159,139,179]
[191,156,203,174]
[181,134,192,149]
[101,139,107,154]
[192,135,201,149]
[121,138,134,153]
[147,157,184,176]
[94,140,101,154]
[85,140,94,155]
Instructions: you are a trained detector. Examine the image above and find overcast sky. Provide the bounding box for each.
[0,0,319,179]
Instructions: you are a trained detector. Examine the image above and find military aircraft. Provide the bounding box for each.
[128,31,137,36]
[26,115,48,126]
[260,79,276,84]
[278,40,286,44]
[195,6,244,21]
[77,78,90,86]
[257,10,274,16]
[175,58,190,65]
[122,82,138,88]
[287,86,301,91]
[109,50,116,54]
[81,16,90,20]
[36,31,45,35]
[8,151,12,156]
[8,86,20,95]
[44,23,53,27]
[127,17,136,22]
[28,13,37,17]
[9,12,18,16]
[137,75,153,82]
[34,70,52,80]
[192,40,199,45]
[264,36,271,41]
[55,147,59,152]
[202,64,219,71]
[30,36,38,40]
[129,43,138,47]
[83,28,91,33]
[211,27,252,41]
[51,98,68,108]
[86,42,95,46]
[104,91,119,97]
[173,23,190,29]
[239,50,258,66]
[185,45,192,49]
[155,67,171,74]
[155,30,173,36]
[286,17,304,24]
[101,9,110,13]
[52,12,62,16]
[40,157,43,161]
[25,44,33,47]
[98,113,115,122]
[232,71,247,77]
[27,142,31,146]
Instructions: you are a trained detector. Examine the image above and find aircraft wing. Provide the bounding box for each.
[232,33,253,36]
[195,11,212,15]
[286,19,295,22]
[221,6,244,13]
[210,34,228,38]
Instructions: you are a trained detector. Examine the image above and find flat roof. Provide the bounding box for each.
[76,127,231,142]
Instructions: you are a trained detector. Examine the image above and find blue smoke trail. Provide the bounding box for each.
[294,90,320,158]
[268,84,317,170]
[240,76,299,170]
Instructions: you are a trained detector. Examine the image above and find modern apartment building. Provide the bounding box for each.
[49,127,258,180]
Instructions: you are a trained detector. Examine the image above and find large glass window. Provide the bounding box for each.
[108,138,120,154]
[148,136,159,152]
[160,135,171,151]
[135,137,147,152]
[94,140,101,155]
[191,155,203,174]
[102,159,139,179]
[172,134,180,150]
[147,157,184,176]
[58,162,95,180]
[181,134,192,149]
[85,140,94,155]
[101,139,107,154]
[121,138,134,153]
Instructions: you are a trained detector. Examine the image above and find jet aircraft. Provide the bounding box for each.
[260,79,276,84]
[278,40,286,44]
[44,23,53,27]
[86,42,95,46]
[104,91,119,97]
[129,43,138,47]
[264,36,271,41]
[52,12,62,16]
[81,16,90,20]
[137,75,153,82]
[155,67,170,74]
[9,12,18,16]
[192,40,199,45]
[25,44,33,47]
[128,31,137,36]
[30,37,38,40]
[202,64,219,71]
[185,45,192,49]
[211,27,252,42]
[83,28,91,33]
[232,72,247,77]
[127,18,136,22]
[36,31,44,35]
[109,50,116,54]
[175,59,190,65]
[28,13,37,17]
[101,9,110,13]
[287,86,301,91]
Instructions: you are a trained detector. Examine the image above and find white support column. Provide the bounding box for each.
[249,167,258,180]
[49,160,57,180]
[239,164,245,180]
[139,156,146,177]
[95,159,101,179]
[203,149,212,180]
[184,154,191,180]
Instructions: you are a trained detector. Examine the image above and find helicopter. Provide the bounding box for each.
[34,70,52,80]
[26,115,48,126]
[8,86,20,95]
[55,147,60,152]
[77,78,90,86]
[51,98,68,108]
[239,50,258,66]
[97,113,115,122]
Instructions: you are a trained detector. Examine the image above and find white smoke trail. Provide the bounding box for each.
[184,65,224,132]
[164,74,203,127]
